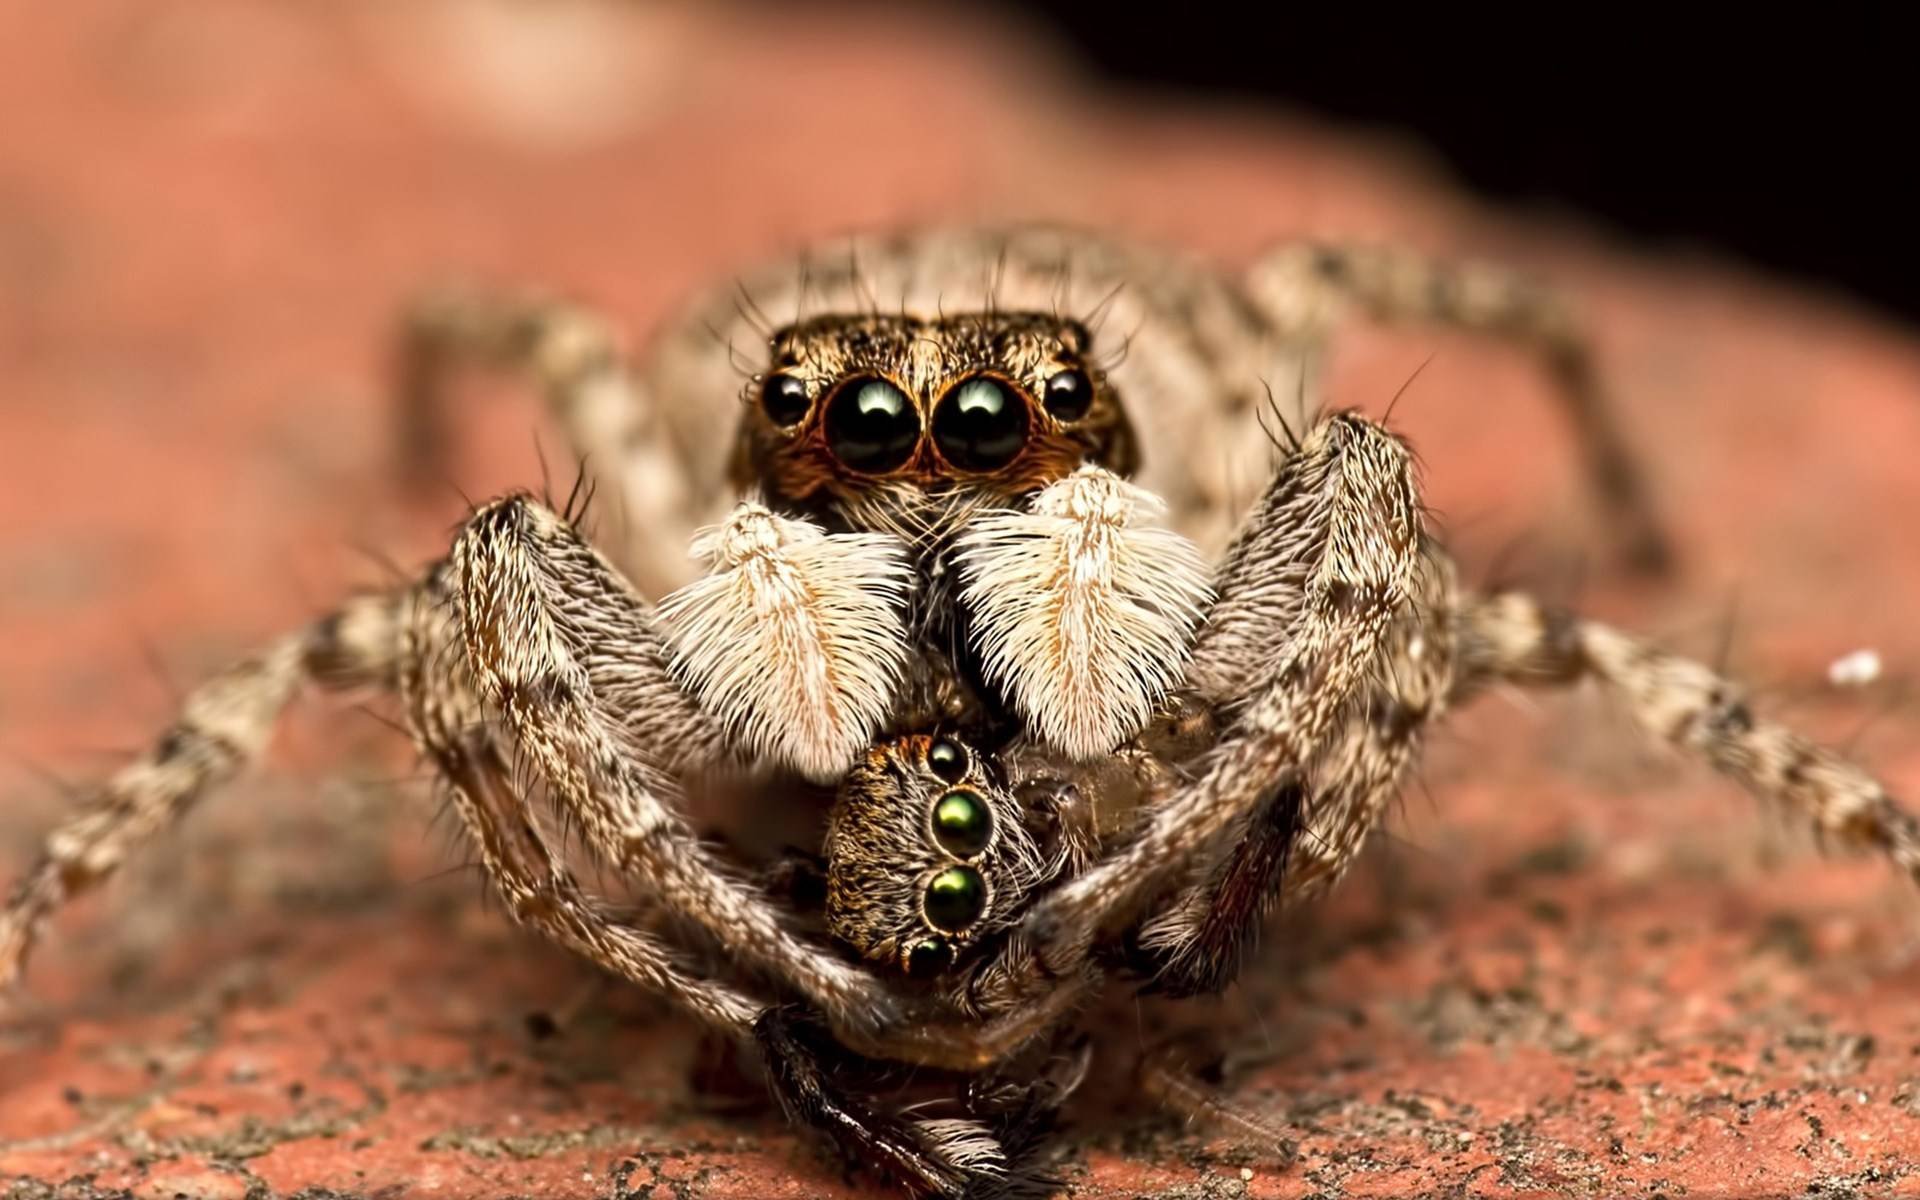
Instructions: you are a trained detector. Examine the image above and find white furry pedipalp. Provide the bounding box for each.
[957,466,1213,759]
[657,503,911,781]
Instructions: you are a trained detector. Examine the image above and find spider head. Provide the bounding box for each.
[732,312,1138,516]
[824,732,1047,978]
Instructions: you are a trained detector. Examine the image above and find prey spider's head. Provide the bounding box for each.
[733,312,1138,510]
[824,733,1046,978]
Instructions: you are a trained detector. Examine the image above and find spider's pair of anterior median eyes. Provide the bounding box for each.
[760,366,1094,474]
[906,736,995,978]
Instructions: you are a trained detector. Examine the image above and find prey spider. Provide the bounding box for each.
[4,227,1914,1198]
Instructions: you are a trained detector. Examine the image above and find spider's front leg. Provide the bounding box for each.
[448,493,913,1028]
[1012,412,1430,980]
[1131,525,1463,996]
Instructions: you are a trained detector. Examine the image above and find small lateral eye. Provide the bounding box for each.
[905,936,952,978]
[760,373,811,426]
[926,737,969,783]
[825,376,920,473]
[1042,367,1092,421]
[931,789,992,858]
[932,376,1029,471]
[924,865,986,932]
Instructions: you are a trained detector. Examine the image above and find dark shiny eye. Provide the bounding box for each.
[759,373,810,426]
[825,377,919,473]
[905,936,952,978]
[924,866,986,932]
[932,376,1028,471]
[1042,367,1092,421]
[931,789,992,858]
[926,737,969,783]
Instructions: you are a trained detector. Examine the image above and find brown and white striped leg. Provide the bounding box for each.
[1131,523,1461,996]
[396,289,701,596]
[1128,664,1440,997]
[0,592,404,986]
[427,727,763,1034]
[1451,591,1920,882]
[1245,242,1672,574]
[448,494,905,1033]
[1020,413,1427,967]
[1126,779,1306,996]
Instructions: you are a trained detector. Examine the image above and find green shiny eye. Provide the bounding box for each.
[931,790,992,858]
[905,936,952,978]
[924,866,986,932]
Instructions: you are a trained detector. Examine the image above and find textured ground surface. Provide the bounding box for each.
[4,4,1920,1198]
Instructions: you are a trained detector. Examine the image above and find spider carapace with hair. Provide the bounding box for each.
[5,228,1915,1198]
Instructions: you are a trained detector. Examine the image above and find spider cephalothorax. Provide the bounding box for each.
[8,227,1915,1200]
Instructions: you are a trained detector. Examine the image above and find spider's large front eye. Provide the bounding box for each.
[924,865,986,932]
[825,377,919,473]
[931,789,992,858]
[933,376,1029,471]
[760,372,811,426]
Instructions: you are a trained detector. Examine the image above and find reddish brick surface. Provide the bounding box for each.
[3,4,1920,1198]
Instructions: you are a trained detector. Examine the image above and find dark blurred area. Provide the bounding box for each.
[1007,5,1917,323]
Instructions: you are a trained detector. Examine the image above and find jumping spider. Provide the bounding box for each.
[5,228,1914,1198]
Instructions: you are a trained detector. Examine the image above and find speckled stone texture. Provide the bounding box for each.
[3,4,1919,1198]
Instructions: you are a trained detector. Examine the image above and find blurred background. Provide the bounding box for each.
[1015,6,1917,322]
[3,5,1918,1198]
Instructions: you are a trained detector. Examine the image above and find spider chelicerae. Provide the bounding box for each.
[4,227,1913,1198]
